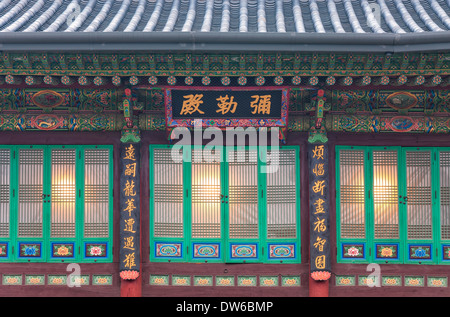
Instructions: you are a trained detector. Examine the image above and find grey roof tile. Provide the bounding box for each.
[0,0,449,34]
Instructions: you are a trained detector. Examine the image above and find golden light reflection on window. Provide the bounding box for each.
[52,174,76,202]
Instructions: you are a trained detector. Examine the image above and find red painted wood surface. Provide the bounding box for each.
[121,276,142,297]
[309,277,329,297]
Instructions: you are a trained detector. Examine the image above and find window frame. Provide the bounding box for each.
[0,145,113,263]
[149,144,301,264]
[336,145,450,265]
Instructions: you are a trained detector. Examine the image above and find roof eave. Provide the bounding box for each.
[0,31,450,53]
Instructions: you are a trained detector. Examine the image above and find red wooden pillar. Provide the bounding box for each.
[121,276,142,297]
[309,276,329,297]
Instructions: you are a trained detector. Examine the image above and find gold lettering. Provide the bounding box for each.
[124,163,137,178]
[312,163,325,176]
[123,180,137,197]
[124,218,136,233]
[313,217,327,233]
[123,198,137,217]
[123,252,136,269]
[124,144,136,161]
[216,95,238,115]
[312,180,326,196]
[313,237,327,252]
[312,145,325,160]
[250,95,272,115]
[314,198,326,214]
[180,94,205,115]
[123,236,135,251]
[315,255,326,269]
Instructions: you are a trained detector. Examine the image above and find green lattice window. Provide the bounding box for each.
[149,145,300,263]
[0,145,113,263]
[337,146,450,264]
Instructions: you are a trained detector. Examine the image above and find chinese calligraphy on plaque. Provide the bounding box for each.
[308,143,331,279]
[119,143,140,278]
[172,90,283,119]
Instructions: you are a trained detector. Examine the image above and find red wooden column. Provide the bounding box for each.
[309,274,330,297]
[121,276,142,297]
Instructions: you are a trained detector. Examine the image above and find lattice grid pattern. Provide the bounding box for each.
[266,149,297,239]
[191,148,221,239]
[373,151,399,239]
[339,150,366,239]
[406,151,432,240]
[18,149,43,238]
[51,149,76,238]
[84,149,110,238]
[228,149,259,239]
[0,149,10,237]
[153,148,184,238]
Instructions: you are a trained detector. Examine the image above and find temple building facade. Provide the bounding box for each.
[0,0,449,297]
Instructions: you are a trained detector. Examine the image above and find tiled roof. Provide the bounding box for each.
[0,0,449,34]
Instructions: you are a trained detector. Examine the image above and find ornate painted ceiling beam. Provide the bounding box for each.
[0,87,447,113]
[1,52,448,80]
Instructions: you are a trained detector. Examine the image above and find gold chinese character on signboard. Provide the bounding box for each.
[313,217,327,233]
[124,163,137,178]
[314,198,326,214]
[123,180,136,197]
[123,252,136,269]
[216,95,238,115]
[124,236,135,251]
[124,144,136,161]
[312,163,325,176]
[313,237,327,252]
[312,180,326,196]
[180,94,205,115]
[124,198,137,217]
[312,145,325,160]
[315,255,326,269]
[124,218,136,233]
[250,95,272,115]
